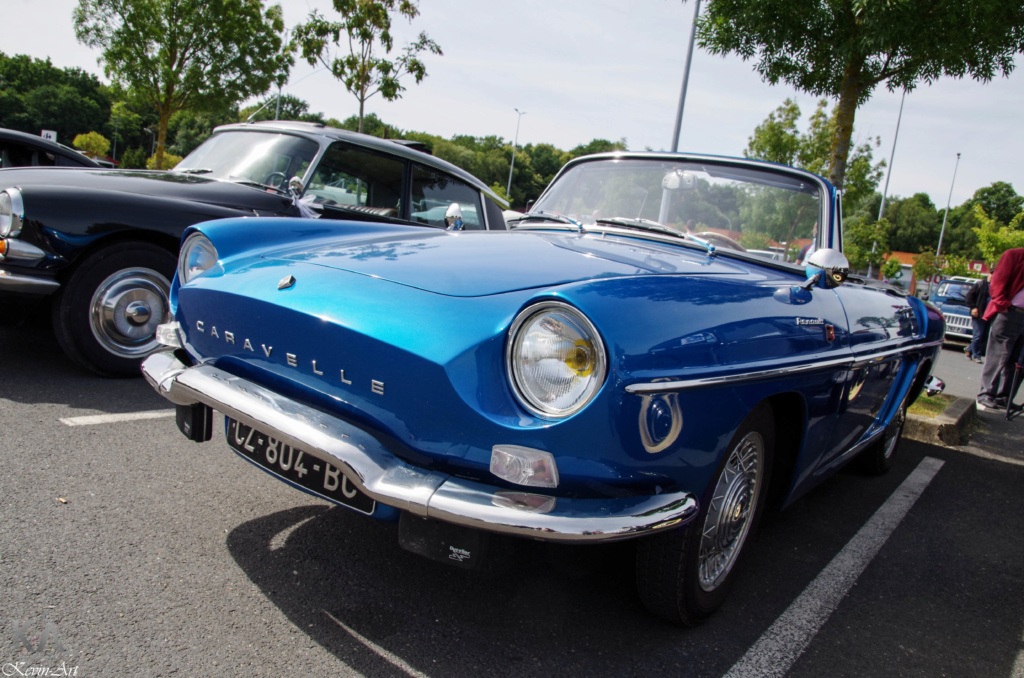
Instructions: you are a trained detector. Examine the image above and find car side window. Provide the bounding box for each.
[410,165,483,229]
[307,142,404,217]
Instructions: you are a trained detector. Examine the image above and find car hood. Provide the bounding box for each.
[0,167,294,214]
[264,229,753,297]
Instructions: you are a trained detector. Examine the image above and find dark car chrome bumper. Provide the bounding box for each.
[142,350,697,543]
[0,268,60,295]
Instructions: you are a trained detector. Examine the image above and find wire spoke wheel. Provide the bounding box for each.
[698,431,764,591]
[636,402,774,625]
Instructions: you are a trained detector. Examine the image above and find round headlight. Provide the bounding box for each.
[506,301,607,418]
[0,189,25,238]
[178,232,218,284]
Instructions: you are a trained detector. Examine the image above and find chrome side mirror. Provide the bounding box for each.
[288,176,304,197]
[803,248,850,289]
[445,203,464,231]
[925,376,945,397]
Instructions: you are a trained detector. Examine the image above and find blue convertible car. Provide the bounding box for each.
[143,152,944,624]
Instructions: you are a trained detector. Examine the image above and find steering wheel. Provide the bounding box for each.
[265,171,288,189]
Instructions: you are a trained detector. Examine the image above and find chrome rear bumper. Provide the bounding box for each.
[142,351,697,543]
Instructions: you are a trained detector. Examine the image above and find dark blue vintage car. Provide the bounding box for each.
[143,152,944,624]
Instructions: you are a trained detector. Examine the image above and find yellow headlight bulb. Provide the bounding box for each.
[566,339,594,376]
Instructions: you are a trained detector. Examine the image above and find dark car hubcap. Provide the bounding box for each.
[90,268,170,358]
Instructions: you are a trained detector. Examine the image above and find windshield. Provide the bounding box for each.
[175,131,319,190]
[527,158,822,262]
[935,282,971,303]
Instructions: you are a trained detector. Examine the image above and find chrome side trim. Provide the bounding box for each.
[142,352,697,542]
[625,339,942,395]
[0,268,60,295]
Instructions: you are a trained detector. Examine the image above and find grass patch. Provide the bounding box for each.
[909,393,956,418]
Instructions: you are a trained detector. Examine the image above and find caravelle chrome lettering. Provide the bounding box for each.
[192,318,385,395]
[796,318,824,325]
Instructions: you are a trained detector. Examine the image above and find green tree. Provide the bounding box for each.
[937,182,1023,259]
[696,0,1024,190]
[73,131,110,158]
[744,98,801,165]
[74,0,292,169]
[293,0,441,134]
[972,204,1024,266]
[240,93,326,124]
[745,99,883,213]
[844,217,892,271]
[118,146,147,169]
[0,52,111,141]
[568,138,627,158]
[885,193,940,253]
[880,258,902,281]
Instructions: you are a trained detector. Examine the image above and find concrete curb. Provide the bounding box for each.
[904,397,976,447]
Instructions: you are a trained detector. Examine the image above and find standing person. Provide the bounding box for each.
[795,222,819,264]
[964,274,991,362]
[976,248,1024,411]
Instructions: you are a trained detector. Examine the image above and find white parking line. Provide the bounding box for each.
[325,610,430,678]
[59,410,175,426]
[1012,625,1024,678]
[723,456,945,678]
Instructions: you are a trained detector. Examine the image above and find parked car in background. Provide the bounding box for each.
[928,276,979,342]
[0,127,102,168]
[0,120,507,375]
[143,151,944,624]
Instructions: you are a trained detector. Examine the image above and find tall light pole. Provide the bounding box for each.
[868,90,906,279]
[670,0,701,151]
[936,152,961,258]
[506,108,525,199]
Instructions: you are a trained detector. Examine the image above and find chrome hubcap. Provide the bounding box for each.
[90,268,171,359]
[698,431,764,592]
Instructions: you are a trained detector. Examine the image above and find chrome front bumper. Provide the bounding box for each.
[142,351,697,543]
[0,268,60,295]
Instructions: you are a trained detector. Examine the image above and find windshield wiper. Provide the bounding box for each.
[594,217,682,238]
[179,168,213,174]
[595,218,717,258]
[229,178,289,196]
[508,210,582,229]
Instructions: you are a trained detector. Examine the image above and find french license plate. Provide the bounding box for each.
[226,418,375,514]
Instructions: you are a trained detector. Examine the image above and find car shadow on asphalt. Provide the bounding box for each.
[223,502,766,678]
[0,323,170,411]
[223,440,1024,678]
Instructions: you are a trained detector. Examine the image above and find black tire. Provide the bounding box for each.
[52,242,176,377]
[636,402,774,625]
[858,404,906,476]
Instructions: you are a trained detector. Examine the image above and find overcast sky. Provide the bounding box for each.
[8,0,1024,209]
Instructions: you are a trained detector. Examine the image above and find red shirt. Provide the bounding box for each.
[983,248,1024,321]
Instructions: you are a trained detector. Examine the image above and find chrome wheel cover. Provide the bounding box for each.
[883,408,906,460]
[698,431,764,592]
[89,267,171,359]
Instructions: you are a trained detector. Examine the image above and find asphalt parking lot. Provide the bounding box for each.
[2,323,1023,678]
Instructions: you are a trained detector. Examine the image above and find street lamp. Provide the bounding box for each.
[143,127,155,158]
[670,0,701,151]
[935,152,961,258]
[868,90,906,279]
[506,108,526,199]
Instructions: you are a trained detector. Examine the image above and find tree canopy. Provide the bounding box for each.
[74,0,292,167]
[696,0,1024,190]
[293,0,441,134]
[0,52,110,143]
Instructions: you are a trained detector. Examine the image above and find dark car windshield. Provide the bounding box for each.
[526,158,822,263]
[175,131,319,189]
